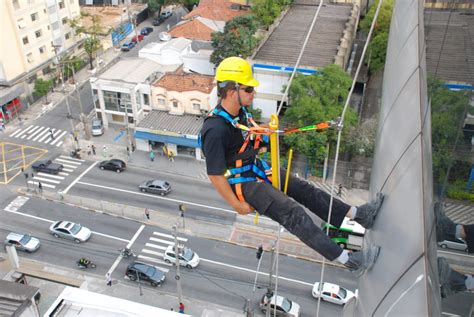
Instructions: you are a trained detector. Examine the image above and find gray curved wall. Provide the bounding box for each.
[351,1,441,315]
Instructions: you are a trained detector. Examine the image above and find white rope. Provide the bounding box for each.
[317,1,384,316]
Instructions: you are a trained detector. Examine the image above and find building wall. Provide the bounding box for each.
[1,0,81,84]
[151,86,212,115]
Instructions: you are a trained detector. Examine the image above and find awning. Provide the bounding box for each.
[134,130,199,148]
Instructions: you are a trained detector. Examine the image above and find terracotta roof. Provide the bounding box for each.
[170,19,216,41]
[155,72,215,93]
[183,0,249,21]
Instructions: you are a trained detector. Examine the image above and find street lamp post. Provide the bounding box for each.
[69,65,91,140]
[173,224,183,306]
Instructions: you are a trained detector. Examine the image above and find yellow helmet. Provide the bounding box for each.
[215,57,259,87]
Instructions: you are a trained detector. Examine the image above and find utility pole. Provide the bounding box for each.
[173,223,183,306]
[123,102,132,156]
[247,245,264,317]
[265,245,275,317]
[70,66,91,140]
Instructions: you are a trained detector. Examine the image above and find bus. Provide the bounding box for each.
[321,217,366,250]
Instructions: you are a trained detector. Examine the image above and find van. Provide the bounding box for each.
[161,9,172,19]
[91,119,104,136]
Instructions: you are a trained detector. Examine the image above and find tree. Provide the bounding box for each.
[345,118,377,157]
[366,32,388,74]
[282,64,357,163]
[252,0,281,29]
[34,79,53,103]
[210,14,258,66]
[147,0,161,16]
[68,12,103,70]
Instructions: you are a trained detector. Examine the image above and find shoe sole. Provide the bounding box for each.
[364,193,385,229]
[353,245,381,277]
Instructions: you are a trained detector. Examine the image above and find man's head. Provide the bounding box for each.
[215,57,259,107]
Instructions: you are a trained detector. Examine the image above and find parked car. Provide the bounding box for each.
[163,245,200,268]
[260,293,300,317]
[4,232,40,252]
[131,34,145,43]
[159,31,171,42]
[438,237,468,252]
[126,261,166,287]
[161,9,172,19]
[49,221,92,243]
[311,282,356,306]
[140,27,153,35]
[32,159,63,174]
[99,159,126,173]
[152,16,164,26]
[138,179,171,196]
[91,119,104,136]
[121,41,136,51]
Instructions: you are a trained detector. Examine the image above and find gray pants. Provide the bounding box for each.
[238,174,349,261]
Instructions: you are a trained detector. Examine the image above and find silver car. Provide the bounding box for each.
[138,179,171,196]
[5,232,40,252]
[438,238,468,252]
[49,221,92,243]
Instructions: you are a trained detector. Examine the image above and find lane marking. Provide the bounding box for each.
[77,181,236,214]
[15,125,35,138]
[153,231,187,241]
[55,158,82,165]
[127,224,145,248]
[37,173,65,180]
[38,129,53,142]
[63,168,74,172]
[32,177,61,184]
[150,237,174,245]
[21,125,40,139]
[141,249,164,257]
[62,161,98,194]
[145,243,167,250]
[59,155,85,162]
[10,128,23,137]
[59,163,79,169]
[56,141,63,147]
[26,126,42,140]
[32,127,48,141]
[137,255,171,269]
[107,224,146,277]
[51,130,67,145]
[59,172,69,176]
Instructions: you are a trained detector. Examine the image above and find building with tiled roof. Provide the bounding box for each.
[170,17,225,41]
[183,0,249,22]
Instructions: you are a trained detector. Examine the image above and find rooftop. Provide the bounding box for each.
[170,17,225,41]
[253,2,352,68]
[98,58,163,84]
[155,70,215,94]
[183,0,249,22]
[137,110,204,135]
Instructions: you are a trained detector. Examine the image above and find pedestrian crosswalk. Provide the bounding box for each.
[137,231,188,273]
[9,125,68,147]
[445,202,474,225]
[28,155,85,189]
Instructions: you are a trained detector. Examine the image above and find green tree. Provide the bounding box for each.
[359,0,394,74]
[345,118,377,157]
[147,0,161,16]
[282,64,357,163]
[68,12,103,70]
[428,78,470,187]
[210,14,257,66]
[252,0,281,29]
[34,79,53,103]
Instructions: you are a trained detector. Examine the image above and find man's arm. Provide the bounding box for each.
[208,175,254,215]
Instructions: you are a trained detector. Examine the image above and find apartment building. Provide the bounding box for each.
[1,0,81,122]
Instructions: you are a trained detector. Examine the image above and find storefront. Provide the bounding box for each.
[0,85,24,124]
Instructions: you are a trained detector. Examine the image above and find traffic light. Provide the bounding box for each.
[256,245,263,259]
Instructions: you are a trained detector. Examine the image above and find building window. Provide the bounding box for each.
[31,12,39,22]
[65,32,70,40]
[12,0,20,10]
[52,21,60,30]
[192,103,200,110]
[143,94,150,105]
[17,18,26,29]
[22,36,29,45]
[172,101,178,108]
[103,91,131,113]
[62,18,68,25]
[35,29,42,38]
[59,1,65,9]
[39,46,46,54]
[27,53,34,63]
[158,98,165,105]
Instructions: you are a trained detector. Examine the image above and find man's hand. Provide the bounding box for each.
[232,201,254,215]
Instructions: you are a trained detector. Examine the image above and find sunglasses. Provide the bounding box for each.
[240,86,255,94]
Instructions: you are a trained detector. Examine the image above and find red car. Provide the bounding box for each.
[131,34,145,43]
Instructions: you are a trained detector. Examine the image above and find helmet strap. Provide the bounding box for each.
[234,82,245,109]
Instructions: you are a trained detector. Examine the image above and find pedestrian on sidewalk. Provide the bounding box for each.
[337,184,343,197]
[145,208,150,220]
[149,151,155,162]
[49,128,55,140]
[168,150,174,162]
[178,302,185,314]
[38,182,43,193]
[102,145,108,158]
[30,173,34,179]
[106,272,112,287]
[91,144,96,155]
[162,145,168,157]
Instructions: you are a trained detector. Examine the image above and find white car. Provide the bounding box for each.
[5,232,40,252]
[159,31,171,42]
[312,282,356,305]
[260,293,300,317]
[438,238,468,252]
[163,245,200,268]
[49,221,92,243]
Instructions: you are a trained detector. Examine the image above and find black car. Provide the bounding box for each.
[126,262,166,287]
[99,159,126,173]
[140,27,153,35]
[152,16,164,26]
[32,159,64,174]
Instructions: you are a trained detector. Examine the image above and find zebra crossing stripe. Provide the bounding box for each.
[50,130,67,145]
[56,141,63,147]
[150,237,174,245]
[32,127,49,141]
[55,158,82,165]
[153,231,187,242]
[141,249,164,257]
[38,129,54,143]
[63,168,74,172]
[9,128,23,137]
[60,155,85,162]
[28,181,55,188]
[145,243,167,251]
[59,172,69,176]
[25,126,42,139]
[32,176,61,184]
[137,255,171,271]
[37,172,65,180]
[4,196,30,212]
[15,125,35,138]
[43,129,56,144]
[59,163,79,169]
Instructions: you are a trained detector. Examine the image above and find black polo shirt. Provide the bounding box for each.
[200,106,254,176]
